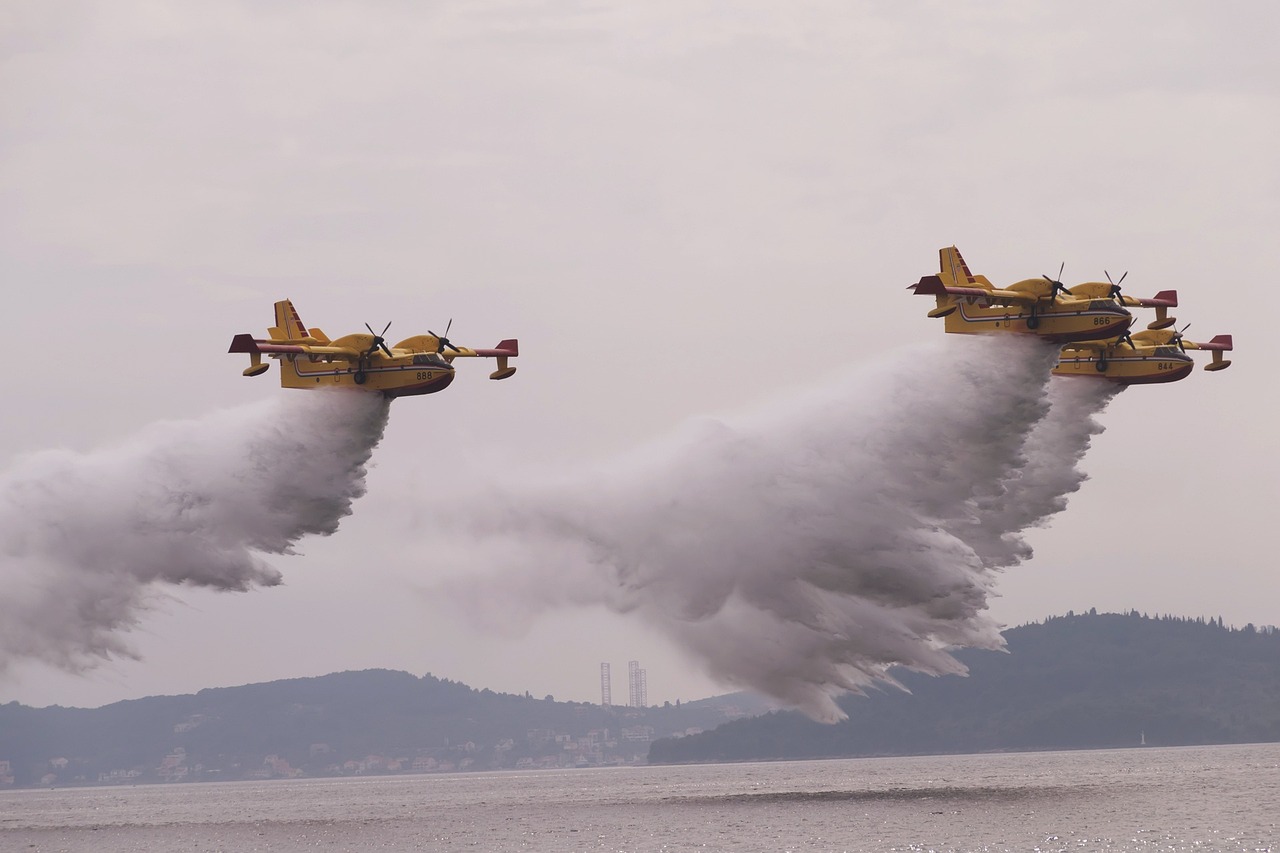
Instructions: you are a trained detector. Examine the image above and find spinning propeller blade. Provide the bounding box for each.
[429,318,461,354]
[363,321,394,357]
[1043,262,1069,301]
[1172,323,1190,352]
[1105,270,1128,300]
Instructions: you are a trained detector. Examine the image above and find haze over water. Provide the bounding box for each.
[3,743,1275,852]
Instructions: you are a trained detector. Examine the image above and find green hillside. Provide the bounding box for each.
[0,670,769,787]
[649,611,1280,764]
[5,612,1275,786]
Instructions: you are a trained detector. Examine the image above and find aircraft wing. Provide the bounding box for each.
[475,339,518,357]
[1123,290,1178,308]
[228,334,362,359]
[1183,334,1233,352]
[446,339,519,358]
[908,276,1038,305]
[1184,334,1233,371]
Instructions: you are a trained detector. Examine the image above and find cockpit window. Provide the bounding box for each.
[412,353,451,367]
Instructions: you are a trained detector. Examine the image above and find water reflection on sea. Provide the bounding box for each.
[1,743,1276,852]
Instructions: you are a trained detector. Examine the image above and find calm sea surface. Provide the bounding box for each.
[1,743,1276,852]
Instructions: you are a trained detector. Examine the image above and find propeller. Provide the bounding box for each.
[1105,270,1128,300]
[1043,262,1070,301]
[363,321,393,357]
[1171,322,1190,353]
[1116,330,1136,349]
[430,318,461,354]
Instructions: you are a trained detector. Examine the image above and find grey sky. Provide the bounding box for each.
[1,1,1275,710]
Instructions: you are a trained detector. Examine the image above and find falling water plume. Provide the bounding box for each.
[433,337,1121,722]
[0,390,390,674]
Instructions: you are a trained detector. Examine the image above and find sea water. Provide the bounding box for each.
[1,743,1276,851]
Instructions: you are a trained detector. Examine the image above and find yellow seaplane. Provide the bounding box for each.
[1053,326,1233,385]
[909,247,1178,343]
[229,300,518,398]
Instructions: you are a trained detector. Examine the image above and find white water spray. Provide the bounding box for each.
[0,390,389,674]
[435,337,1121,722]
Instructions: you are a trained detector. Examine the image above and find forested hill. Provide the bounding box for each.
[0,670,771,788]
[649,611,1280,764]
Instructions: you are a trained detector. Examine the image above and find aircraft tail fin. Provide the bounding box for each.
[936,246,995,288]
[909,247,989,317]
[269,299,310,342]
[937,247,977,288]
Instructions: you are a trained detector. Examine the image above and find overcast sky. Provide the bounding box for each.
[2,0,1276,710]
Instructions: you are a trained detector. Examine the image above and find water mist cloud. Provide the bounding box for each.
[435,338,1120,722]
[0,391,389,674]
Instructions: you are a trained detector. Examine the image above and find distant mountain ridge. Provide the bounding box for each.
[649,611,1280,764]
[0,670,772,788]
[4,612,1276,787]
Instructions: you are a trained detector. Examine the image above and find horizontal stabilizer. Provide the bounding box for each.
[909,276,1017,301]
[229,334,348,357]
[910,276,992,298]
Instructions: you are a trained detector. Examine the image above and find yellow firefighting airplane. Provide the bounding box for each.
[229,300,518,399]
[1053,326,1233,385]
[909,247,1179,343]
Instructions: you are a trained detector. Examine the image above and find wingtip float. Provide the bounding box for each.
[910,247,1232,386]
[229,300,518,398]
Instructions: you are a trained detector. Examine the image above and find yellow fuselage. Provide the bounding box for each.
[911,249,1160,345]
[1053,343,1193,384]
[280,350,456,397]
[230,302,519,398]
[940,295,1134,343]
